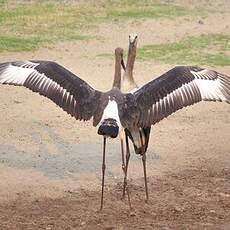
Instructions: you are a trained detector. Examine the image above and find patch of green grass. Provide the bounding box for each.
[0,0,200,52]
[0,35,45,52]
[107,1,194,19]
[138,34,230,66]
[0,2,94,52]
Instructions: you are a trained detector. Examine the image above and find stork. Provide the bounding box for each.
[0,51,229,210]
[121,34,151,203]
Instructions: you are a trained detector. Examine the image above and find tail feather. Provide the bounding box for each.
[98,118,119,138]
[125,127,151,155]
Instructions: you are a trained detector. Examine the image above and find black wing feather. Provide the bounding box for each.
[133,66,230,127]
[0,60,102,122]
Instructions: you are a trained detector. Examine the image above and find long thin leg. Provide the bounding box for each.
[122,134,130,197]
[122,133,132,209]
[142,152,149,202]
[120,131,126,193]
[121,138,125,174]
[100,137,106,210]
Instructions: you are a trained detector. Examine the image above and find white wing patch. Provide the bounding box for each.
[0,62,77,111]
[191,70,229,102]
[0,64,34,85]
[194,78,224,101]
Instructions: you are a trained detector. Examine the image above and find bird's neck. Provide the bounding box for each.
[112,55,121,89]
[122,45,137,90]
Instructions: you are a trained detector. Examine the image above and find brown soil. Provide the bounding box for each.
[0,160,230,230]
[0,1,230,229]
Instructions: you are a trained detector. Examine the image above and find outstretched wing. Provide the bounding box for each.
[133,66,230,127]
[0,60,102,121]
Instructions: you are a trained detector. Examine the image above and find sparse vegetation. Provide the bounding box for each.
[106,1,195,19]
[98,34,230,66]
[0,2,93,52]
[0,0,196,52]
[0,35,44,51]
[0,1,228,66]
[138,34,230,66]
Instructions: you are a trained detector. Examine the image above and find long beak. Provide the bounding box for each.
[121,57,126,71]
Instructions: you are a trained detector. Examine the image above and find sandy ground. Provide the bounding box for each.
[0,1,230,229]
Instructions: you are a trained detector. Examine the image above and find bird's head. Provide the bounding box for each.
[129,33,138,47]
[115,47,123,56]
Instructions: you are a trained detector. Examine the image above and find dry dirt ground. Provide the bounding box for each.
[0,1,230,229]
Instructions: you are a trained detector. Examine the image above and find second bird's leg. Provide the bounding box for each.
[122,133,132,209]
[120,130,127,195]
[100,137,106,210]
[142,152,149,202]
[121,138,125,177]
[123,134,131,196]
